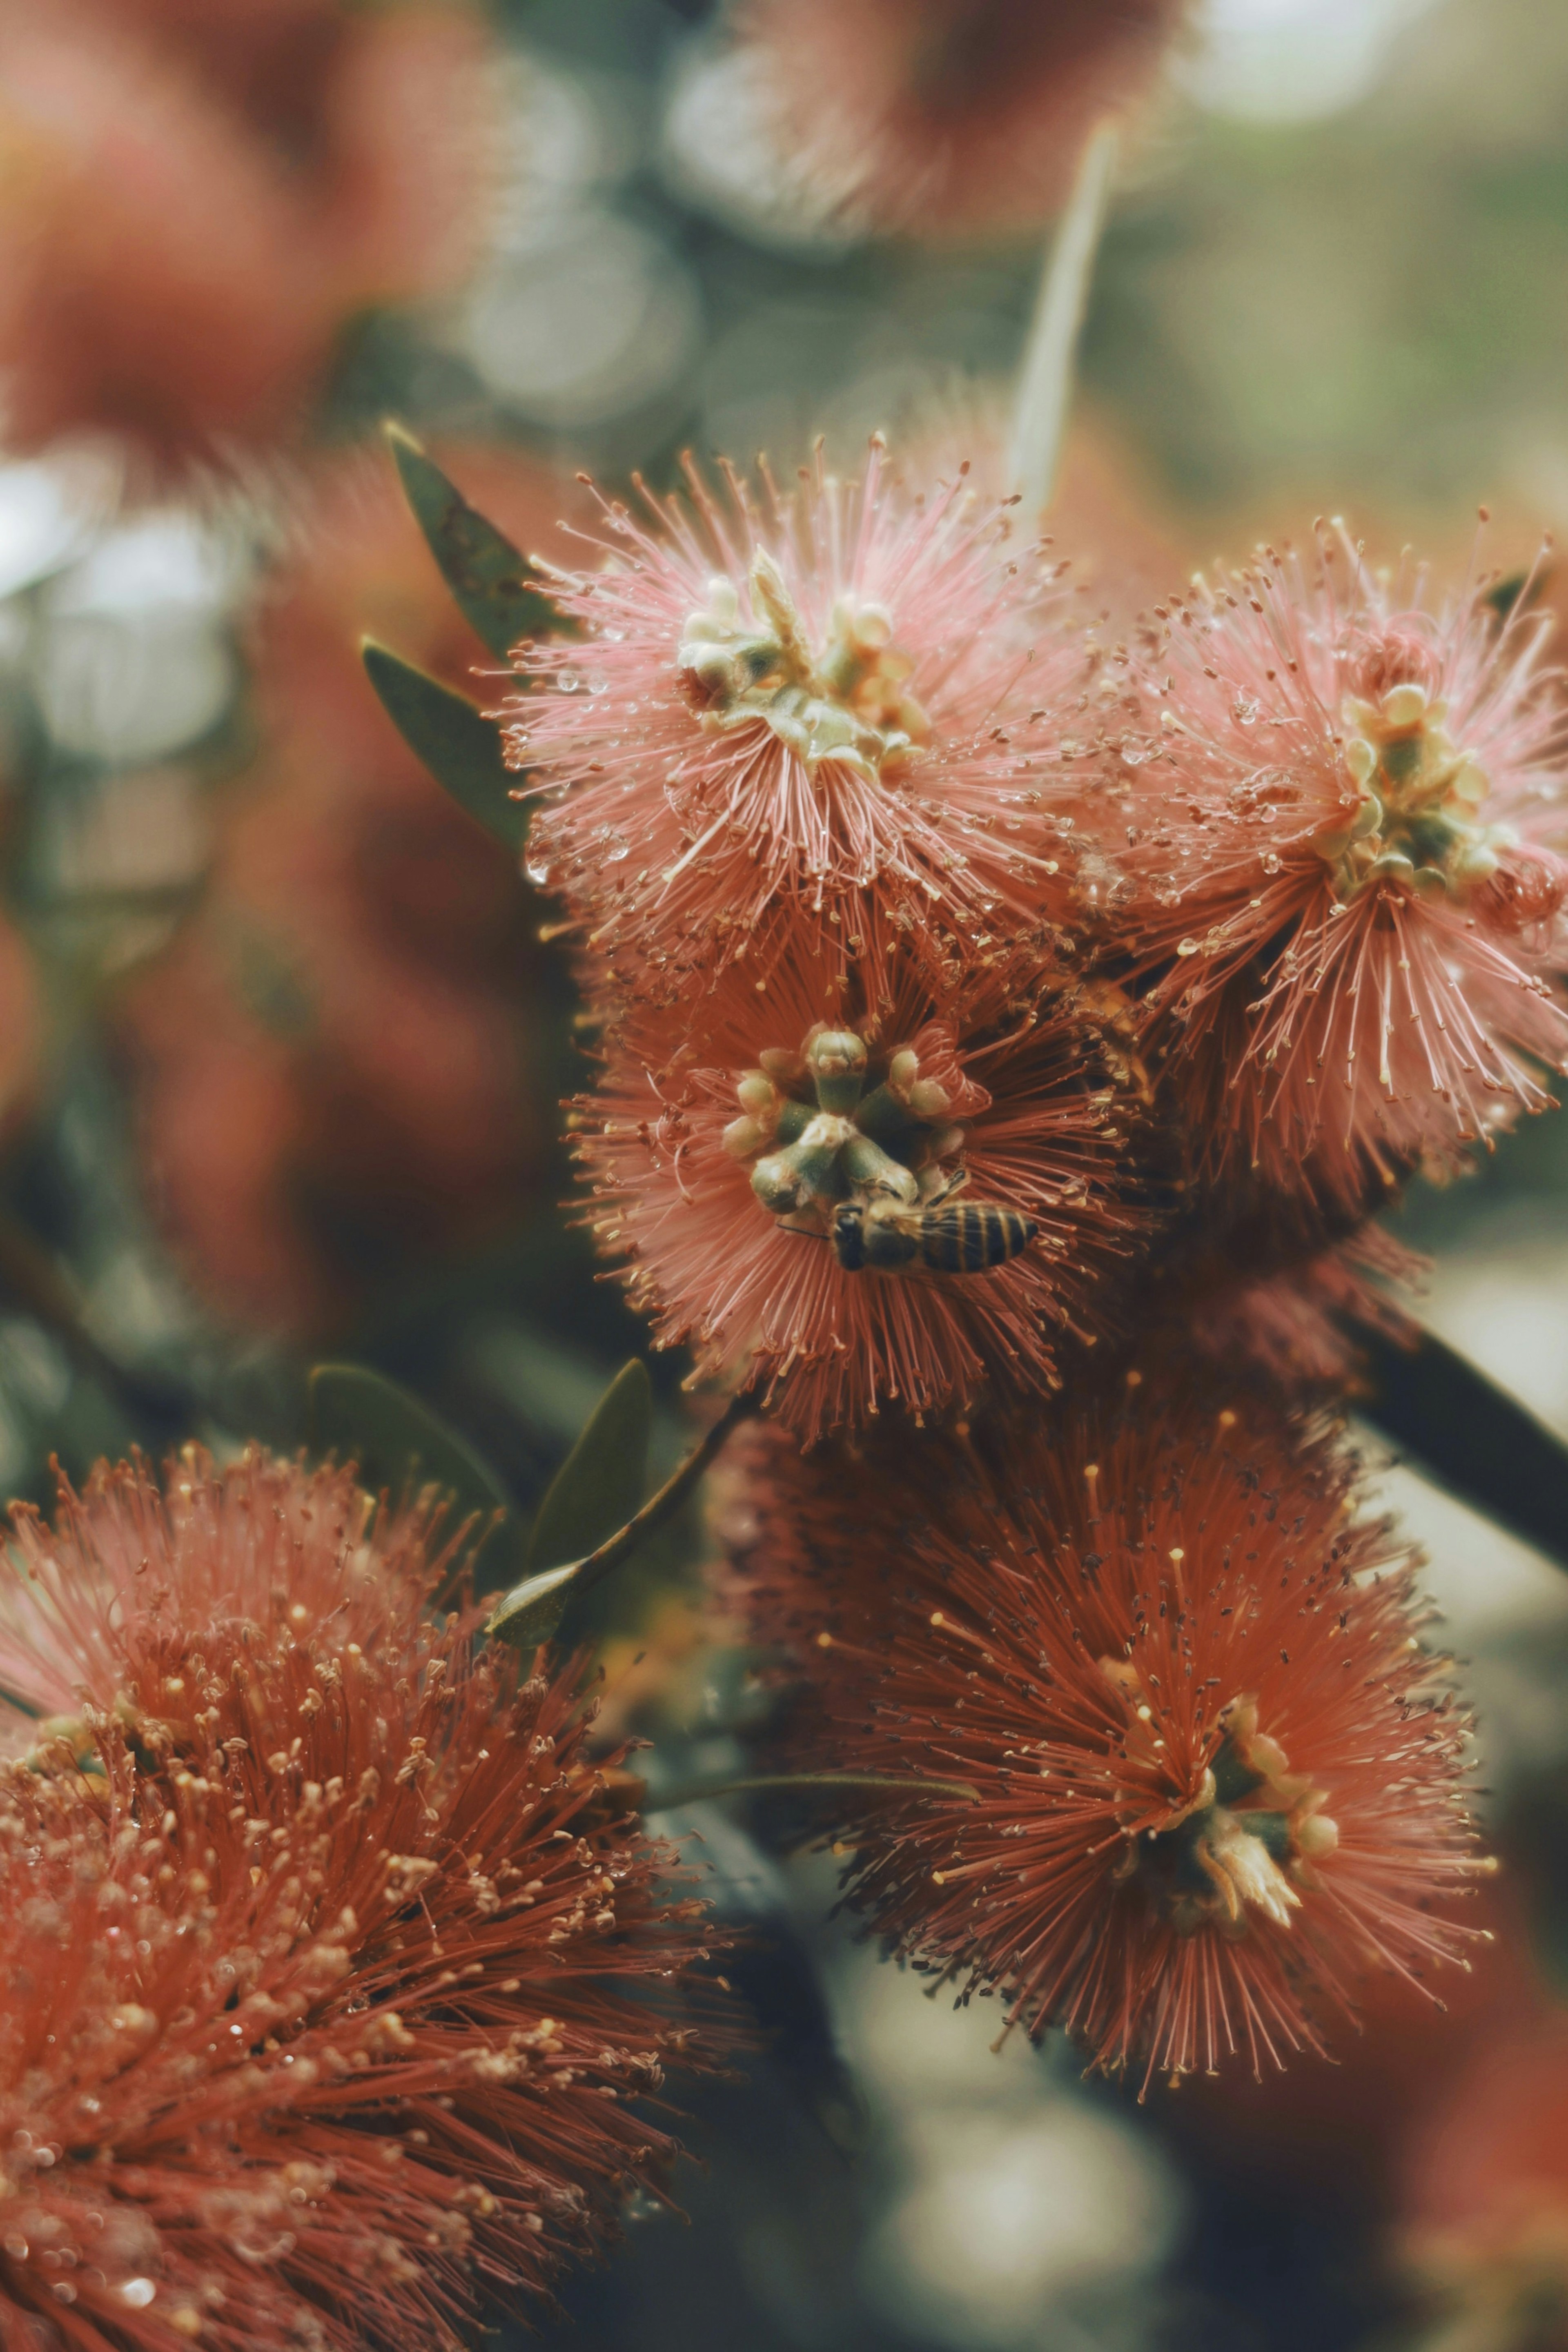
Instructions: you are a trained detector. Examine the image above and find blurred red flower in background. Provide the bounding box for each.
[735,0,1185,241]
[0,904,40,1145]
[1398,2000,1568,2348]
[0,0,495,488]
[118,448,582,1337]
[0,1447,724,2350]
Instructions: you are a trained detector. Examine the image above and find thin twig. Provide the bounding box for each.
[1007,118,1120,519]
[644,1771,980,1811]
[571,1385,761,1603]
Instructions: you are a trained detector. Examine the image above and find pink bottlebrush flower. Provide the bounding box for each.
[1182,1224,1423,1393]
[1136,1189,1427,1395]
[724,1385,1487,2092]
[507,440,1080,1004]
[0,1448,722,2350]
[732,0,1185,242]
[1086,526,1568,1217]
[571,938,1145,1443]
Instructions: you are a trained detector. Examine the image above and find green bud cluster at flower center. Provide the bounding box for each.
[1313,680,1513,902]
[722,1024,964,1227]
[679,550,931,785]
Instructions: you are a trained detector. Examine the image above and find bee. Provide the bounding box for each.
[830,1187,1038,1275]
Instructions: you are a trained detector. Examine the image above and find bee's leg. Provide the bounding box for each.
[918,1162,971,1207]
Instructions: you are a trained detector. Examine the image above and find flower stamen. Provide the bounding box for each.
[1101,1670,1340,1939]
[679,551,932,787]
[1314,682,1514,902]
[723,1021,965,1230]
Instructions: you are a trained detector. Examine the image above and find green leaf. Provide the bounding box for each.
[361,640,524,852]
[484,1360,653,1652]
[524,1359,652,1575]
[483,1560,581,1651]
[385,421,561,662]
[307,1362,526,1586]
[1354,1323,1568,1574]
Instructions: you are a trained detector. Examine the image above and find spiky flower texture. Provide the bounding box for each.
[1095,528,1568,1212]
[0,1451,719,2352]
[573,939,1145,1440]
[726,1390,1485,2091]
[509,441,1077,1002]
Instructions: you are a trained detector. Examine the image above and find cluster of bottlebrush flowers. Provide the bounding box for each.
[510,455,1568,1432]
[0,1448,724,2349]
[499,425,1568,2087]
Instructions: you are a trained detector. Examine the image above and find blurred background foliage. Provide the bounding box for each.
[3,1,1568,2347]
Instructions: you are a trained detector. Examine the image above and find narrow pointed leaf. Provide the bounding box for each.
[483,1560,581,1651]
[1008,119,1119,517]
[1354,1323,1568,1573]
[308,1362,525,1583]
[385,420,561,661]
[523,1359,653,1576]
[361,639,524,852]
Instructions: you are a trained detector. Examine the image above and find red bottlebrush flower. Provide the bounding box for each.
[0,1449,722,2349]
[732,0,1184,242]
[1135,1193,1427,1396]
[1088,528,1568,1217]
[572,938,1145,1443]
[0,0,494,488]
[508,440,1080,1004]
[118,448,581,1337]
[723,1386,1486,2091]
[0,1447,433,1727]
[1181,1225,1422,1394]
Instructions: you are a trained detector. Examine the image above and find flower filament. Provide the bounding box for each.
[1102,1667,1339,1937]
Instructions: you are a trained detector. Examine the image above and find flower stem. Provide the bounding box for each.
[644,1771,980,1813]
[1007,117,1120,520]
[570,1385,760,1603]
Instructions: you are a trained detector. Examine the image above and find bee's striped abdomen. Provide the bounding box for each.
[916,1203,1037,1272]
